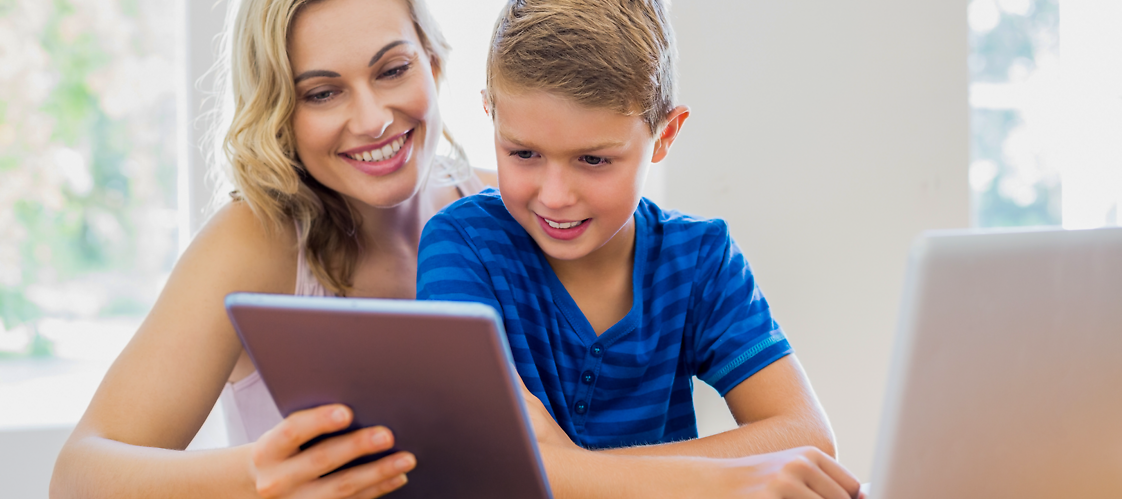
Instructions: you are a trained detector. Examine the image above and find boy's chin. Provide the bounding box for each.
[527,233,595,262]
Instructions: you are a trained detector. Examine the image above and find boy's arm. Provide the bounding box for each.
[608,222,835,459]
[601,355,836,459]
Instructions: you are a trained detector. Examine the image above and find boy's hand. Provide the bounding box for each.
[514,374,578,449]
[696,446,863,499]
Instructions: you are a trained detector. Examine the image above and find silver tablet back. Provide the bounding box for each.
[871,227,1122,498]
[226,294,552,499]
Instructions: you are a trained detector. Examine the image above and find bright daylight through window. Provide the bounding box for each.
[968,0,1122,228]
[0,0,178,428]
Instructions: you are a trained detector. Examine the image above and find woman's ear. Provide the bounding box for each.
[651,106,690,163]
[430,54,442,83]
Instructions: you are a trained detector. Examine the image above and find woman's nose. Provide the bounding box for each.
[348,89,393,139]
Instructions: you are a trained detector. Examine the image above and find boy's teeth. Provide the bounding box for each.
[545,218,584,229]
[349,134,409,162]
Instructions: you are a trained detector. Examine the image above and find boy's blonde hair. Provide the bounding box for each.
[486,0,677,135]
[209,0,462,295]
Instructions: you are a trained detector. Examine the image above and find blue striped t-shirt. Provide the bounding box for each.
[416,189,792,449]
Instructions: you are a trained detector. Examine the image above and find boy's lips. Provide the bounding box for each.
[535,214,591,241]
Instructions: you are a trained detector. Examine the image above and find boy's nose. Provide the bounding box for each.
[537,162,577,209]
[348,89,393,139]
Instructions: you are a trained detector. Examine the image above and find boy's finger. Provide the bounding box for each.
[254,405,352,465]
[798,462,855,499]
[807,450,862,498]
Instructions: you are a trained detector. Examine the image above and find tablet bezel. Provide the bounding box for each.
[225,292,553,499]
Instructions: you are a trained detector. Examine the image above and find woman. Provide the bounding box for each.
[52,0,489,497]
[52,0,864,497]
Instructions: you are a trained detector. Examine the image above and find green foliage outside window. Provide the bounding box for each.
[0,0,178,359]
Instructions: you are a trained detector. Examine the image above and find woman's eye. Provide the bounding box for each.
[381,63,411,79]
[305,90,335,103]
[581,155,610,166]
[511,150,537,160]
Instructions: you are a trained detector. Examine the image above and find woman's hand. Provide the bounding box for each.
[250,405,417,499]
[696,446,864,499]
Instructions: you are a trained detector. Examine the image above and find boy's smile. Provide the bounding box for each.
[491,89,664,265]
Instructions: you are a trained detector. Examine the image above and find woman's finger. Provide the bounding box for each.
[265,425,398,494]
[305,451,416,499]
[254,405,353,467]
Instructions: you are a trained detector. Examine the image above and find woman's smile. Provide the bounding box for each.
[338,129,414,177]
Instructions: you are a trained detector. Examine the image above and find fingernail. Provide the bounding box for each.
[332,407,347,423]
[396,454,415,471]
[371,430,389,446]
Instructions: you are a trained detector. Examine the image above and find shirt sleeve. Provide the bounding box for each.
[416,212,502,315]
[689,221,793,396]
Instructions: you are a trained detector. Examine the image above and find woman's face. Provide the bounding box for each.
[288,0,441,209]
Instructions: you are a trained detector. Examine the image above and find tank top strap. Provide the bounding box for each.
[294,220,334,297]
[455,173,487,198]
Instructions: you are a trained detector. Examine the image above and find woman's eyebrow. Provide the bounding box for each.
[368,40,410,67]
[294,69,340,84]
[293,40,412,84]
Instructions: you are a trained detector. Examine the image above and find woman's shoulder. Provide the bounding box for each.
[181,200,300,293]
[472,167,498,188]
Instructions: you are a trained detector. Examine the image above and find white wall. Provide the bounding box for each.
[669,1,970,480]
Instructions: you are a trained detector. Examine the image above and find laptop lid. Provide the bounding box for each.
[870,227,1122,498]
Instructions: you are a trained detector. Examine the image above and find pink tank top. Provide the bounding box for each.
[219,172,486,446]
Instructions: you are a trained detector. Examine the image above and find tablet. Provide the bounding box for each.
[224,292,552,499]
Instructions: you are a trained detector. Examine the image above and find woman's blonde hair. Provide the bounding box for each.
[208,0,465,296]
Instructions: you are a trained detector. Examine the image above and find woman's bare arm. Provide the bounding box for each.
[51,203,296,498]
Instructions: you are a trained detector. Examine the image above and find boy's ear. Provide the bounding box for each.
[651,106,690,163]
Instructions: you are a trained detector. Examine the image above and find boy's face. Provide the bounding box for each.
[490,89,685,264]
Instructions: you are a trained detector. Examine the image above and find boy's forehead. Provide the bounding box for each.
[492,89,652,150]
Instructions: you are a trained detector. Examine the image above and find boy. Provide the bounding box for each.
[420,0,836,465]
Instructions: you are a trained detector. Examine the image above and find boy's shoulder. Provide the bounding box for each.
[637,198,732,243]
[432,187,512,227]
[426,187,526,245]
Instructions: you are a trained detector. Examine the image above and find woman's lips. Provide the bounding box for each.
[536,214,591,241]
[339,130,413,177]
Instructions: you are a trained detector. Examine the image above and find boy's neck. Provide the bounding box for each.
[545,217,637,335]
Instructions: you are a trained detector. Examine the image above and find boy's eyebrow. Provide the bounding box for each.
[293,40,411,84]
[499,131,626,152]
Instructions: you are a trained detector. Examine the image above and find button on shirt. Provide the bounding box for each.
[417,189,792,449]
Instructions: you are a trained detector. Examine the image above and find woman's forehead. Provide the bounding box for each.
[288,0,418,71]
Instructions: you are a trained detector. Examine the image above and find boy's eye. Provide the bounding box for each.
[580,155,610,166]
[511,150,537,160]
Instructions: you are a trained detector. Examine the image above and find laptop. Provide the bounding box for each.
[869,226,1122,498]
[225,293,552,499]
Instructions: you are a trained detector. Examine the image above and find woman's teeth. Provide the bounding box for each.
[545,218,584,229]
[347,134,407,162]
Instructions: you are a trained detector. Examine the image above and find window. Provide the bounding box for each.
[969,0,1122,228]
[0,0,179,428]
